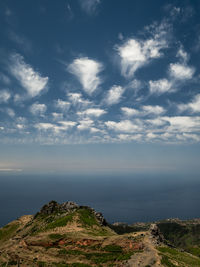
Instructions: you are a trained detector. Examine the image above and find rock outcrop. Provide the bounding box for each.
[149,223,164,245]
[38,200,79,215]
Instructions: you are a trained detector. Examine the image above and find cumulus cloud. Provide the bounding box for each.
[116,21,170,78]
[177,47,188,62]
[105,85,124,105]
[149,47,195,95]
[149,79,172,94]
[35,121,76,133]
[142,105,165,115]
[169,63,195,80]
[105,120,141,133]
[68,57,103,95]
[162,116,200,133]
[79,0,101,14]
[0,89,11,103]
[121,105,165,117]
[77,119,94,130]
[77,108,106,117]
[67,92,91,107]
[178,94,200,113]
[121,107,140,117]
[30,103,47,116]
[9,53,48,97]
[55,99,70,111]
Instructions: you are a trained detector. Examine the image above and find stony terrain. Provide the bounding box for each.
[0,201,200,267]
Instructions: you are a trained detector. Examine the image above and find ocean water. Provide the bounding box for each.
[0,173,200,227]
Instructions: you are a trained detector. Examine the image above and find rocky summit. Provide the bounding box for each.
[0,201,200,267]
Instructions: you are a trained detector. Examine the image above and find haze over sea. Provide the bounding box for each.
[1,172,200,227]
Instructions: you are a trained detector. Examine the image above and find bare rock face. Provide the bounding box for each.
[149,224,164,245]
[39,200,79,215]
[94,211,107,226]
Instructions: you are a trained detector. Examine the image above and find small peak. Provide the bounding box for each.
[38,200,79,215]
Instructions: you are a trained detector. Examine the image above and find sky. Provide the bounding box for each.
[0,0,200,174]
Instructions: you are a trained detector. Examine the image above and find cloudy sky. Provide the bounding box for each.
[0,0,200,174]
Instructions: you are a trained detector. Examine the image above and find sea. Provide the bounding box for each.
[0,173,200,227]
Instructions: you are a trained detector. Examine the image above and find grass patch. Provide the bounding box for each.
[78,209,98,227]
[161,255,177,267]
[45,214,74,230]
[58,249,85,256]
[0,223,19,242]
[187,246,200,257]
[158,246,200,266]
[85,251,133,264]
[103,244,123,253]
[48,233,65,240]
[53,263,92,267]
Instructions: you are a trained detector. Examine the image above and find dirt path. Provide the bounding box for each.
[125,232,162,267]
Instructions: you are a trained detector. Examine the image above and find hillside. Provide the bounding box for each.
[0,201,200,267]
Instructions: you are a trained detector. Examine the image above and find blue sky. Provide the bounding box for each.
[0,0,200,174]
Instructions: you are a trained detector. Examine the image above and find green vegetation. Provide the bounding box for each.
[48,233,65,240]
[78,208,98,227]
[158,246,200,266]
[109,223,149,234]
[53,264,92,267]
[57,246,133,265]
[45,214,74,230]
[187,246,200,257]
[103,244,123,253]
[85,251,133,264]
[0,223,19,242]
[58,249,85,256]
[160,255,177,267]
[158,222,200,248]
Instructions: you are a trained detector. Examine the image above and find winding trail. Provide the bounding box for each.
[125,232,162,267]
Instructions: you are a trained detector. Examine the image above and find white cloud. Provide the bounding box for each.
[79,0,101,14]
[116,22,169,78]
[6,108,15,117]
[35,121,76,133]
[105,85,124,105]
[67,93,92,107]
[0,89,11,103]
[162,116,200,133]
[169,63,195,80]
[146,132,157,140]
[77,108,106,117]
[105,120,140,133]
[118,133,142,141]
[68,57,103,95]
[178,94,200,113]
[55,99,70,111]
[30,103,47,116]
[9,53,48,97]
[176,133,200,142]
[177,47,188,62]
[121,105,165,117]
[121,107,140,117]
[52,112,63,121]
[77,119,94,130]
[142,105,165,115]
[149,79,172,94]
[16,124,24,129]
